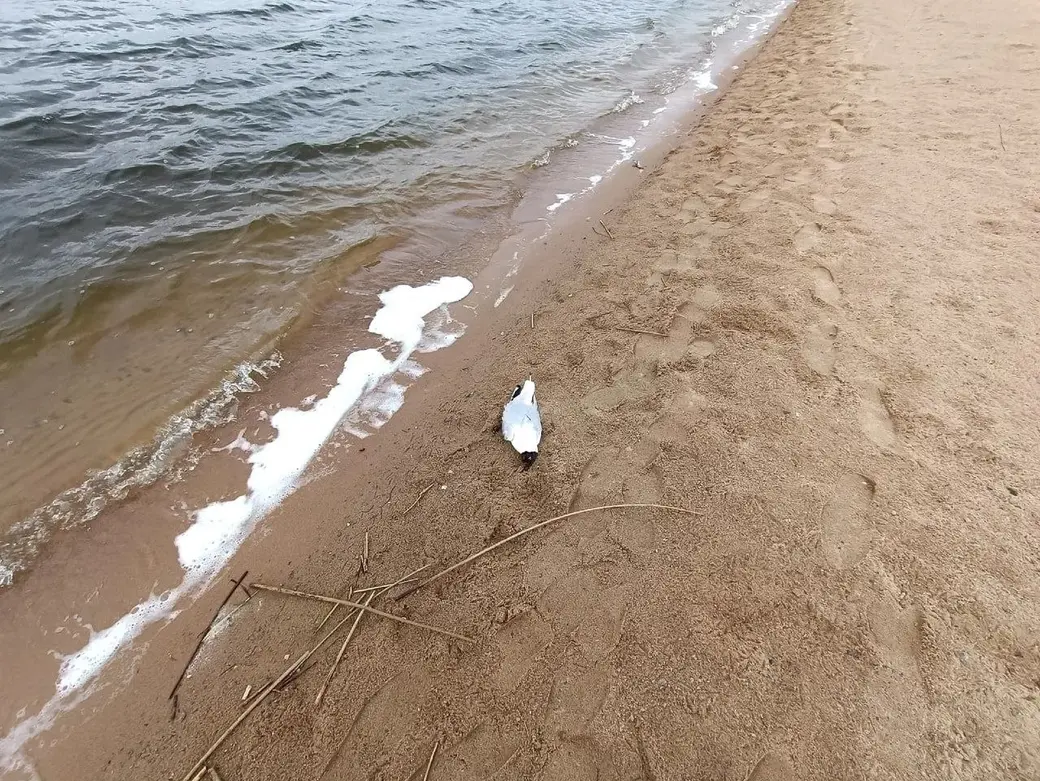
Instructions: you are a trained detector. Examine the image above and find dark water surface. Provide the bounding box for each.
[0,0,781,583]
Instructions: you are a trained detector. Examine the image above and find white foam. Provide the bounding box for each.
[494,286,514,308]
[589,175,602,186]
[693,69,718,91]
[547,193,573,212]
[57,593,171,697]
[2,276,474,774]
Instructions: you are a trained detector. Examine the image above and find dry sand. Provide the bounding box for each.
[14,0,1040,777]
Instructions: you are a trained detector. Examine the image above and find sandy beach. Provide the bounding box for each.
[5,0,1040,777]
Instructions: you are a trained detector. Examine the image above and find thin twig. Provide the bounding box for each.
[190,768,208,781]
[179,607,360,781]
[591,225,606,238]
[316,604,338,633]
[361,532,370,574]
[316,586,353,633]
[403,484,435,516]
[212,596,252,633]
[599,220,615,240]
[170,571,249,700]
[423,741,440,781]
[251,583,473,643]
[352,577,419,594]
[315,590,377,705]
[531,311,535,329]
[241,684,252,702]
[998,124,1006,151]
[397,504,698,600]
[615,326,668,338]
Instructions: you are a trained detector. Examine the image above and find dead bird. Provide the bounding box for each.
[502,378,542,468]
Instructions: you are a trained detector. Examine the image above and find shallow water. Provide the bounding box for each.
[0,0,777,582]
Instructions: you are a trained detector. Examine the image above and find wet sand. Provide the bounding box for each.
[7,0,1040,777]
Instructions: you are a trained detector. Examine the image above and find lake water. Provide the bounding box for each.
[0,0,786,584]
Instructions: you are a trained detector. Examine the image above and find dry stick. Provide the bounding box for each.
[180,606,361,781]
[170,570,249,700]
[352,577,419,594]
[423,741,440,781]
[315,590,377,706]
[615,326,667,338]
[250,583,473,644]
[190,768,208,781]
[599,220,615,240]
[313,563,429,706]
[316,605,338,633]
[246,566,427,709]
[397,503,698,600]
[316,586,353,633]
[999,124,1006,151]
[361,532,370,574]
[213,596,252,632]
[403,484,435,516]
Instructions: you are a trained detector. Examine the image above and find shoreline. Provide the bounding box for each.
[0,1,797,768]
[0,0,792,592]
[5,0,1040,777]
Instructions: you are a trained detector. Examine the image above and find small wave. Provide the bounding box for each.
[268,128,429,161]
[531,150,551,169]
[273,39,323,53]
[0,106,122,145]
[0,353,282,587]
[610,91,645,114]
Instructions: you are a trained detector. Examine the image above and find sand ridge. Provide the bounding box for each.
[13,0,1040,777]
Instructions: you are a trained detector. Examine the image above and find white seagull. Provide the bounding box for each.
[502,378,542,468]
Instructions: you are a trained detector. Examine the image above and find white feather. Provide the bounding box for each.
[502,379,541,454]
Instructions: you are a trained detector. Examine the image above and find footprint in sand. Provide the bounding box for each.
[569,443,662,518]
[690,284,721,321]
[634,299,716,366]
[493,610,553,692]
[812,266,841,307]
[545,662,611,737]
[581,371,653,418]
[681,215,732,240]
[323,669,432,776]
[804,319,839,376]
[820,472,877,570]
[541,742,616,781]
[678,194,711,219]
[784,167,813,186]
[794,222,821,252]
[858,378,898,449]
[539,571,632,660]
[435,722,525,780]
[648,380,709,446]
[716,175,745,194]
[653,248,699,276]
[812,194,837,215]
[868,593,924,676]
[746,753,796,781]
[740,188,772,212]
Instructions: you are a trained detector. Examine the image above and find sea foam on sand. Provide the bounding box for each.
[1,276,474,775]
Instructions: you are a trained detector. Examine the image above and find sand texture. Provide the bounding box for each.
[15,0,1040,778]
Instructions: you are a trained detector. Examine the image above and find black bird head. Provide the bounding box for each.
[521,451,538,469]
